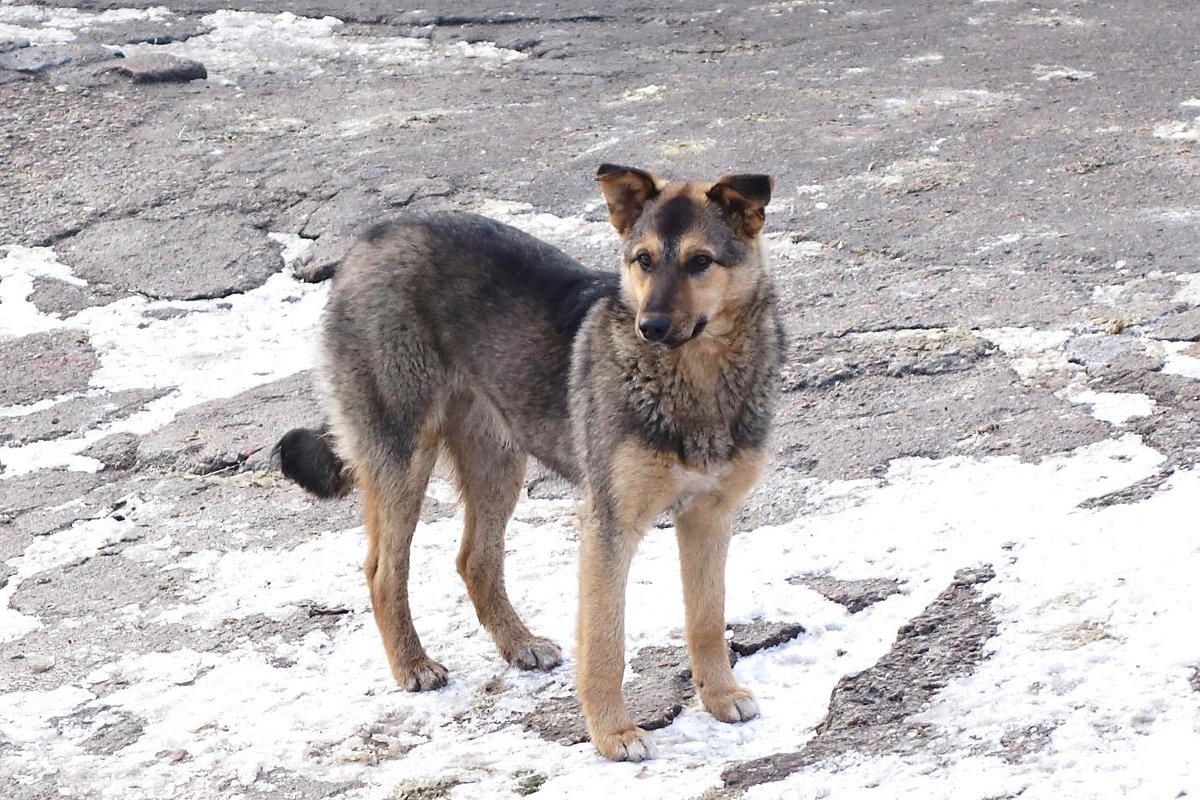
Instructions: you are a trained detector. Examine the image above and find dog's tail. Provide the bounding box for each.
[275,425,353,498]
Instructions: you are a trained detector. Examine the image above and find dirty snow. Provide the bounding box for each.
[978,327,1169,428]
[1161,341,1200,380]
[1032,64,1094,81]
[0,4,171,44]
[118,9,525,82]
[0,238,325,476]
[0,6,525,87]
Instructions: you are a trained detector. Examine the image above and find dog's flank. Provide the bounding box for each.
[277,165,783,762]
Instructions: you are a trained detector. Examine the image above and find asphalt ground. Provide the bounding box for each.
[2,1,1198,797]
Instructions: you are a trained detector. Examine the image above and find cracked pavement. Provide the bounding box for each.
[2,1,1199,798]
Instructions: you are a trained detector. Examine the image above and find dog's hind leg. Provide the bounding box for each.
[443,391,562,672]
[360,414,444,691]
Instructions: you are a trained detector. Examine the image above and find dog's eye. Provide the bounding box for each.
[687,254,714,274]
[635,252,653,271]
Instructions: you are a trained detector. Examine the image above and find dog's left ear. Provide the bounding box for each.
[707,174,774,239]
[596,163,660,235]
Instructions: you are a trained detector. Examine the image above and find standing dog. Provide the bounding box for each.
[277,164,784,761]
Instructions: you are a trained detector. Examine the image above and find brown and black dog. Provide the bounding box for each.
[277,164,784,761]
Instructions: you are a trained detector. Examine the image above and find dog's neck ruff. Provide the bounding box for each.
[606,285,781,468]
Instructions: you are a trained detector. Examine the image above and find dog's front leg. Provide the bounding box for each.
[576,503,651,761]
[574,439,680,760]
[674,451,767,723]
[674,497,758,723]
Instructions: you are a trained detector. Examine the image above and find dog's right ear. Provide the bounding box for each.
[596,164,660,235]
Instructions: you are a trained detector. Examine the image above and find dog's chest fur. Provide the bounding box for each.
[596,296,780,468]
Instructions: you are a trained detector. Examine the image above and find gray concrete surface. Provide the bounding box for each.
[2,1,1198,797]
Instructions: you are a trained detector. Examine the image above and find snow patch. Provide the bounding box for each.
[116,10,523,83]
[0,242,327,477]
[266,231,315,270]
[154,518,377,629]
[980,327,1161,426]
[1033,64,1095,81]
[1161,341,1200,379]
[1154,119,1200,142]
[1173,272,1200,305]
[0,393,84,419]
[0,492,156,643]
[0,4,171,44]
[473,200,614,249]
[901,53,944,65]
[0,245,85,336]
[3,427,1190,797]
[1068,389,1155,425]
[978,327,1072,380]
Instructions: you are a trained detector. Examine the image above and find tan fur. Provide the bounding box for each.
[443,390,561,670]
[674,450,765,721]
[577,441,680,759]
[596,165,661,234]
[708,175,772,239]
[576,439,768,758]
[360,419,445,691]
[618,181,769,352]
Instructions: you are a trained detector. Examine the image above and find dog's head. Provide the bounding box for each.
[596,163,773,349]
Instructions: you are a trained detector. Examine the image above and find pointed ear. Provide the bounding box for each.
[707,174,774,239]
[595,163,660,235]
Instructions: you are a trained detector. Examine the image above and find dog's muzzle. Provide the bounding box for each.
[636,315,709,349]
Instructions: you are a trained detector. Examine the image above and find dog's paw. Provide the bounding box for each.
[702,686,760,723]
[505,636,563,671]
[394,658,449,692]
[592,726,656,762]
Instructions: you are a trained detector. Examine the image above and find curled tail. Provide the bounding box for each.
[275,425,353,498]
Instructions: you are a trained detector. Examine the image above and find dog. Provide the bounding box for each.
[276,164,784,761]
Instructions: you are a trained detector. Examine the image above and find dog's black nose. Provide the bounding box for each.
[638,315,671,342]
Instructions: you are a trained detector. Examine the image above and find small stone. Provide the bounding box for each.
[82,432,141,471]
[99,53,207,83]
[790,574,903,613]
[27,654,55,673]
[728,619,806,656]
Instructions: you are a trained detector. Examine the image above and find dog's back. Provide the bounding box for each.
[311,212,617,486]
